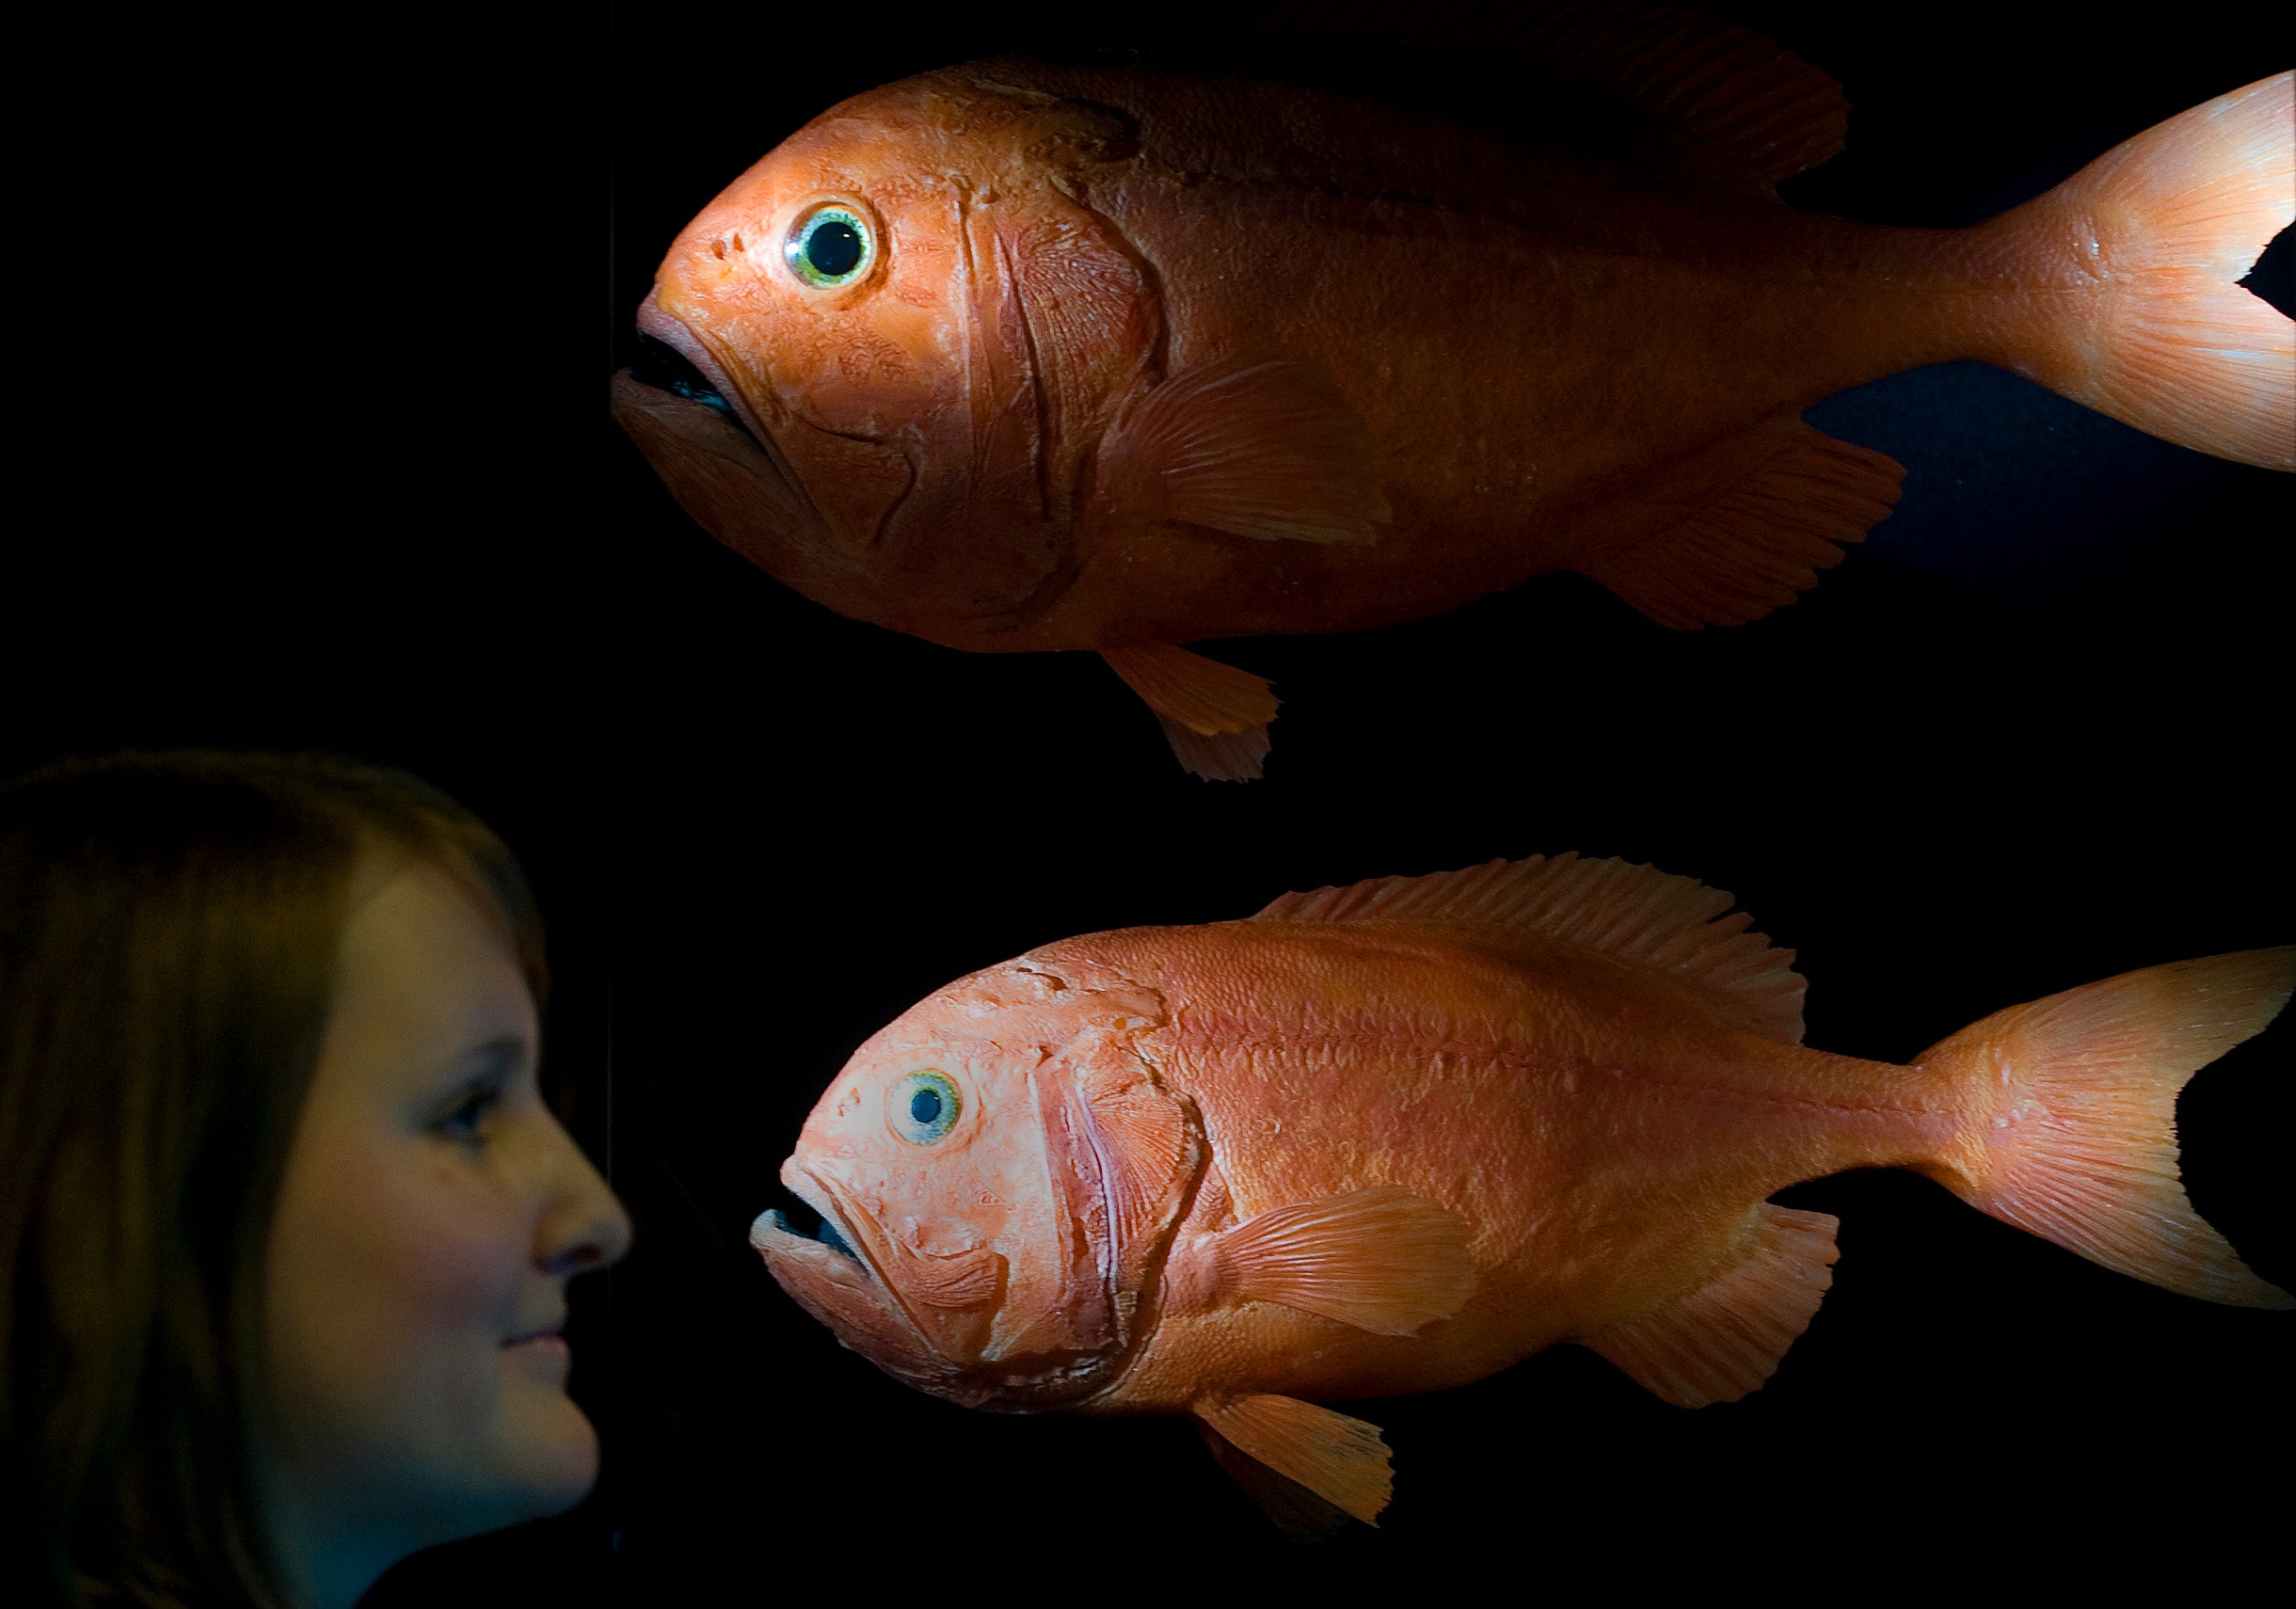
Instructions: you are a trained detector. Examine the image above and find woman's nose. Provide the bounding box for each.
[534,1119,634,1275]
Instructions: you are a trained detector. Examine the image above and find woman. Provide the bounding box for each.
[3,750,633,1608]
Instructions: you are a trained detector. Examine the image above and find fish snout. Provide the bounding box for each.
[750,1170,1014,1405]
[757,1160,864,1263]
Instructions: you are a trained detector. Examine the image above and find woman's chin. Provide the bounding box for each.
[436,1391,601,1538]
[501,1394,602,1518]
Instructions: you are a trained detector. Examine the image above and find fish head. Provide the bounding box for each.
[614,68,1156,649]
[752,948,1199,1410]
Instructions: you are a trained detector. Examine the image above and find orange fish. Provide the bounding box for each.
[612,5,2294,778]
[750,853,2291,1528]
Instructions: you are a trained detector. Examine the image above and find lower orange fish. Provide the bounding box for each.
[751,853,2290,1526]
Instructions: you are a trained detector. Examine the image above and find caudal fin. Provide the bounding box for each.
[1976,72,2294,470]
[1916,948,2293,1307]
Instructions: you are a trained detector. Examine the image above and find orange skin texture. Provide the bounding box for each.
[757,917,1971,1416]
[622,60,2017,655]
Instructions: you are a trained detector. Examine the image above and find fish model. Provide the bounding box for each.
[750,852,2291,1527]
[612,4,2295,778]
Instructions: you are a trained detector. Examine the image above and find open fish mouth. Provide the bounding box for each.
[624,330,747,432]
[750,1171,869,1272]
[611,295,830,555]
[749,1165,980,1395]
[626,291,774,446]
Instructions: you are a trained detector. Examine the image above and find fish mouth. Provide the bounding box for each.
[752,1162,981,1395]
[624,327,747,432]
[628,290,780,450]
[749,1170,868,1269]
[611,292,832,556]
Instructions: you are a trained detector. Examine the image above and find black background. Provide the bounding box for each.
[10,1,2289,1599]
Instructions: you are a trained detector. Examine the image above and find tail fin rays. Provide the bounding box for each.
[1983,72,2294,470]
[1918,948,2293,1308]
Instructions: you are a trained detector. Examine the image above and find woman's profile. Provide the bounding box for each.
[2,750,632,1608]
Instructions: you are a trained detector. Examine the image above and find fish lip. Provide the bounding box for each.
[769,1166,982,1370]
[632,290,777,448]
[621,292,826,524]
[752,1165,877,1279]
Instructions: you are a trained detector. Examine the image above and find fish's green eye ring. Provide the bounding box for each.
[888,1069,961,1145]
[785,202,875,290]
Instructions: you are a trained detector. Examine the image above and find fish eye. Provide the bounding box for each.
[887,1069,961,1145]
[785,203,875,289]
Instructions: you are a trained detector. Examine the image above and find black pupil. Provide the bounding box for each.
[805,219,864,278]
[909,1086,943,1126]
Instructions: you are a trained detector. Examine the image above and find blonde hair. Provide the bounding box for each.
[1,750,548,1608]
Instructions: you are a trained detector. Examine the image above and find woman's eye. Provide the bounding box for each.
[887,1070,961,1144]
[436,1088,500,1143]
[785,204,874,289]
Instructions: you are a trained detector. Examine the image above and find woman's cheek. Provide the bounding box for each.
[270,1133,532,1474]
[379,1151,533,1395]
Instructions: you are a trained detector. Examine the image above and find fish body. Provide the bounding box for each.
[614,7,2295,775]
[752,854,2293,1524]
[1043,916,1904,1410]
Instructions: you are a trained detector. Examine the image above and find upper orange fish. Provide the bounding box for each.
[614,5,2295,776]
[751,853,2291,1528]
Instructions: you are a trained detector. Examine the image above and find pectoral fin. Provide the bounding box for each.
[1210,1185,1475,1336]
[1194,1394,1394,1526]
[1099,642,1279,782]
[1098,354,1390,546]
[1584,1203,1841,1408]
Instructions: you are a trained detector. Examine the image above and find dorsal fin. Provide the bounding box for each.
[1255,852,1806,1043]
[1257,0,1847,189]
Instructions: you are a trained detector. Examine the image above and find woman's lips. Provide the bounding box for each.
[505,1330,571,1378]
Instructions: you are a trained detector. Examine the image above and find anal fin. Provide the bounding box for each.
[1194,1394,1394,1526]
[1100,642,1280,782]
[1211,1185,1476,1336]
[1578,420,1904,629]
[1584,1202,1840,1408]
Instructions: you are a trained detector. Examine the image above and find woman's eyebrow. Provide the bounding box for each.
[454,1033,533,1083]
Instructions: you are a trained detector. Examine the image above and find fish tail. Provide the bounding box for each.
[1912,948,2293,1308]
[1969,72,2293,470]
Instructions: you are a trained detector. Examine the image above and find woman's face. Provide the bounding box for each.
[262,852,632,1592]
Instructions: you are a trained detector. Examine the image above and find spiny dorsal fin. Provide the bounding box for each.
[1258,0,1847,188]
[1256,852,1806,1043]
